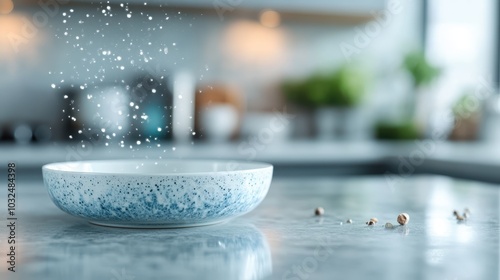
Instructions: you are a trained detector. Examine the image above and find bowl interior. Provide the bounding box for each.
[43,160,272,175]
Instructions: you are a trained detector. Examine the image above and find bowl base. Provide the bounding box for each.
[88,219,231,229]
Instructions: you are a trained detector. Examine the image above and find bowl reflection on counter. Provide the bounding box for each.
[21,222,272,280]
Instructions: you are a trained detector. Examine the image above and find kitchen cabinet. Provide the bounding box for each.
[68,0,387,21]
[157,0,387,15]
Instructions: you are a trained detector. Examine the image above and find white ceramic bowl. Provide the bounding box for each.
[42,160,273,228]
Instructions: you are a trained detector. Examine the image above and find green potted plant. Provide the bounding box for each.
[376,51,441,140]
[449,91,481,141]
[403,51,441,134]
[283,64,367,139]
[403,51,441,90]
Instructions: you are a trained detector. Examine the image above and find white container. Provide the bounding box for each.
[199,104,239,142]
[172,71,196,142]
[241,112,292,141]
[314,107,366,140]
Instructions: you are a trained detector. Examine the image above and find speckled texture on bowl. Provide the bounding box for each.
[42,160,273,228]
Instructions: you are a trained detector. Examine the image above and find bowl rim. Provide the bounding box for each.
[42,159,273,177]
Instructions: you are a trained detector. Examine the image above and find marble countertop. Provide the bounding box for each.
[1,174,499,280]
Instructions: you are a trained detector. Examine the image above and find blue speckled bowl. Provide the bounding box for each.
[42,160,273,228]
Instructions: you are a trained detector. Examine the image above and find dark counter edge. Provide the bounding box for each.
[11,158,500,185]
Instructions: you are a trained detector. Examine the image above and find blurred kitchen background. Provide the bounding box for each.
[1,0,500,180]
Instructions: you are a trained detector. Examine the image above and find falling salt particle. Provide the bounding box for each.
[117,56,122,61]
[78,130,82,134]
[136,140,141,145]
[140,115,148,120]
[163,47,168,55]
[76,36,79,40]
[152,89,156,93]
[69,135,73,139]
[192,132,196,135]
[101,128,106,133]
[126,14,132,18]
[172,43,176,46]
[51,84,56,89]
[172,147,176,151]
[63,95,68,99]
[87,94,92,99]
[102,9,106,13]
[102,51,107,55]
[105,143,109,146]
[134,105,139,109]
[157,144,161,147]
[157,127,162,132]
[129,102,134,107]
[118,126,122,130]
[178,95,182,99]
[63,12,66,16]
[71,117,76,121]
[64,32,68,36]
[107,6,111,10]
[70,9,74,13]
[148,16,153,20]
[97,104,101,107]
[80,85,84,90]
[120,66,125,70]
[82,144,86,148]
